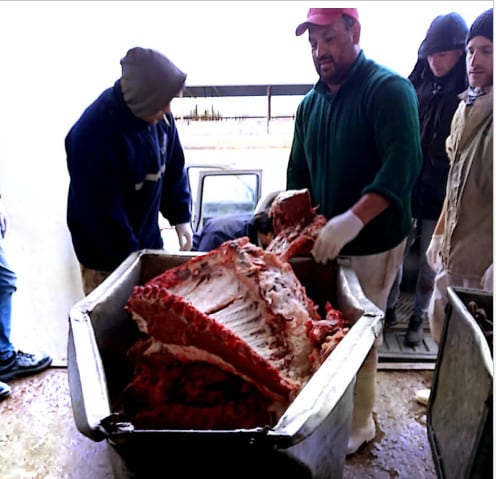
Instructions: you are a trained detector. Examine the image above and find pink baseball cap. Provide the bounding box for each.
[295,8,360,36]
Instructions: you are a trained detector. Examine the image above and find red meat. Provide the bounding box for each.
[266,188,327,261]
[118,189,348,431]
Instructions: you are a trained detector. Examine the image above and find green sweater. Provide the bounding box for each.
[287,51,422,256]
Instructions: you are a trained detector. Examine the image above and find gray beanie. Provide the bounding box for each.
[466,9,493,44]
[418,12,468,59]
[120,47,187,120]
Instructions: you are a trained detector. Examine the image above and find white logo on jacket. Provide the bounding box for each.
[134,164,166,191]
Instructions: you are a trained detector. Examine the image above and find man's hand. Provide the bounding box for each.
[311,210,364,263]
[426,234,442,270]
[175,222,193,251]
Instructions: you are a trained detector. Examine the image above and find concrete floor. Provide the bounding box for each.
[0,367,436,479]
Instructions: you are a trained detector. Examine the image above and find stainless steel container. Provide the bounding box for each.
[68,250,383,478]
[427,287,493,479]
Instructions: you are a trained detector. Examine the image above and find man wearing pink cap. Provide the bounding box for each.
[288,8,422,454]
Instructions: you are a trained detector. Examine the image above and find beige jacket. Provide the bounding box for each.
[441,87,493,279]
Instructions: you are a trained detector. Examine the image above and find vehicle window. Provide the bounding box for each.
[186,164,229,211]
[194,170,262,231]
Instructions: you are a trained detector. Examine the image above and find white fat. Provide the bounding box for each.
[131,313,149,335]
[168,266,243,314]
[257,269,314,380]
[146,249,315,387]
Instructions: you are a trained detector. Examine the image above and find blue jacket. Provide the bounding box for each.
[65,80,191,271]
[192,213,257,251]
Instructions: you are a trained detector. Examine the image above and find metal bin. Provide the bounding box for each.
[427,287,493,479]
[68,250,383,478]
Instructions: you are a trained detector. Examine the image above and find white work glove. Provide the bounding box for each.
[426,234,442,271]
[175,222,193,251]
[311,210,364,264]
[481,263,493,292]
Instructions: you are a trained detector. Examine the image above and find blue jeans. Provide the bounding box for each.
[0,237,17,361]
[387,218,436,318]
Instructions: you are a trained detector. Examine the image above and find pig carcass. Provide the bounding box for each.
[116,189,347,430]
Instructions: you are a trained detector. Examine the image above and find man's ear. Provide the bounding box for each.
[352,21,361,44]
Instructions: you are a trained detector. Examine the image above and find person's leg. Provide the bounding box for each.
[353,238,407,313]
[428,270,483,344]
[346,238,406,455]
[412,219,436,316]
[385,223,417,326]
[415,269,482,405]
[346,347,378,454]
[427,268,449,345]
[0,239,52,383]
[385,265,402,326]
[0,239,17,362]
[405,219,436,346]
[80,265,112,296]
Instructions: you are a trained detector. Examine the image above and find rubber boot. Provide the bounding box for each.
[415,388,430,406]
[404,315,424,347]
[346,349,377,455]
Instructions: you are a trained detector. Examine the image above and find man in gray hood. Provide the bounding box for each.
[65,47,193,295]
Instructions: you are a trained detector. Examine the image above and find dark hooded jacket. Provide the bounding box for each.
[65,81,192,271]
[409,13,468,220]
[191,213,257,252]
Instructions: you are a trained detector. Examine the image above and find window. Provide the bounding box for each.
[193,169,262,232]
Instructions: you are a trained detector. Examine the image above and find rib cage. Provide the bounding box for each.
[126,238,321,399]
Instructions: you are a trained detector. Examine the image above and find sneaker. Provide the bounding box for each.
[0,351,52,382]
[415,388,431,406]
[384,308,398,327]
[0,380,11,401]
